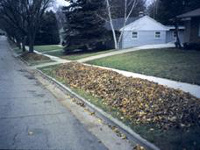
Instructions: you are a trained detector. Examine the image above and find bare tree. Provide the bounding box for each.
[25,0,53,52]
[0,0,27,50]
[0,0,53,53]
[105,0,137,49]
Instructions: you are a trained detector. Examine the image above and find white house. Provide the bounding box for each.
[105,15,185,49]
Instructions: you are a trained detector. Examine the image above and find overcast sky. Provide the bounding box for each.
[56,0,69,7]
[146,0,154,5]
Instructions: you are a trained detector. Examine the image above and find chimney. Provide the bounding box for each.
[139,11,144,17]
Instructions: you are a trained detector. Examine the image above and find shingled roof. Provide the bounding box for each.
[177,8,200,18]
[105,17,140,31]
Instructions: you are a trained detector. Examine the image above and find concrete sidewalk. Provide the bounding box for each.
[77,43,175,63]
[86,64,200,98]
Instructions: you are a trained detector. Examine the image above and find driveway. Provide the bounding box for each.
[0,36,107,149]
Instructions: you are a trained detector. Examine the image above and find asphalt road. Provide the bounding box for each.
[0,36,107,149]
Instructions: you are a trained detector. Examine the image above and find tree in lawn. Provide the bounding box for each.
[63,0,106,53]
[104,0,137,49]
[0,0,27,51]
[148,0,200,25]
[24,0,54,52]
[0,0,53,53]
[110,0,146,18]
[35,11,60,45]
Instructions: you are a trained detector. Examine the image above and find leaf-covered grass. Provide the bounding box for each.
[34,45,62,52]
[40,62,200,150]
[87,49,200,85]
[45,49,115,60]
[20,52,53,66]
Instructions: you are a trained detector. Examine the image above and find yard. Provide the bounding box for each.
[87,48,200,85]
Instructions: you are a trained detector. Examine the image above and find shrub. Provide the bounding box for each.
[183,42,200,51]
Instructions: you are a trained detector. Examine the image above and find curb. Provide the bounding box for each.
[36,69,160,150]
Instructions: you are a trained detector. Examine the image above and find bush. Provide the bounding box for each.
[183,42,200,51]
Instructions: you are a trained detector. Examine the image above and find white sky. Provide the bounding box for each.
[56,0,69,6]
[146,0,154,5]
[55,0,153,7]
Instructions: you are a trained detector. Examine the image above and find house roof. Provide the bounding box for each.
[166,26,185,30]
[120,16,169,31]
[105,17,140,31]
[177,8,200,18]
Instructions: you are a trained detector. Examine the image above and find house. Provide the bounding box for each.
[105,15,184,49]
[166,26,185,43]
[177,8,200,44]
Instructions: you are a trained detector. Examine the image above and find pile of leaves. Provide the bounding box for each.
[21,52,50,62]
[54,62,200,129]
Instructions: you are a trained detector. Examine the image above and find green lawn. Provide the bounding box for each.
[46,49,115,60]
[87,49,200,85]
[34,45,62,52]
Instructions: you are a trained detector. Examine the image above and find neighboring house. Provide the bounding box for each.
[105,15,184,49]
[177,8,200,44]
[166,26,185,43]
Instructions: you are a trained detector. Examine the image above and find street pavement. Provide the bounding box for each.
[0,36,107,149]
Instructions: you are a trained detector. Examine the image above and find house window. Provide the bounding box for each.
[132,32,138,38]
[155,31,161,38]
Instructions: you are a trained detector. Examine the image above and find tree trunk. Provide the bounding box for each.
[175,18,182,49]
[111,30,118,49]
[22,37,26,52]
[106,0,136,50]
[106,0,118,49]
[16,39,21,49]
[28,36,34,53]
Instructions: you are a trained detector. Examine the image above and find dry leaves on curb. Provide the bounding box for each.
[53,62,200,130]
[21,52,50,62]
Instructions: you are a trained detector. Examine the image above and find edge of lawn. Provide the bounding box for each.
[37,66,160,150]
